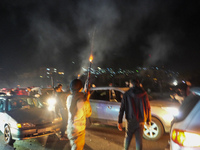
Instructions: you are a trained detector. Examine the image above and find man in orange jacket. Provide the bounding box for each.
[66,79,92,150]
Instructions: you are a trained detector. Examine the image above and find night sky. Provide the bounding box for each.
[0,0,200,76]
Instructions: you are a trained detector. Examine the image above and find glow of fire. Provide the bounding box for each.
[89,55,93,62]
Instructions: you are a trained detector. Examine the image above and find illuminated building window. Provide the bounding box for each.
[58,72,64,75]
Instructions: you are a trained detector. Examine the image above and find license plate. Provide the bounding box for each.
[38,127,51,133]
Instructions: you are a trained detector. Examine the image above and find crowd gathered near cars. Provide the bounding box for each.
[0,79,199,150]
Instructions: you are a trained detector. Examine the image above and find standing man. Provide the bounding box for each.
[54,86,67,139]
[118,79,151,150]
[26,87,32,96]
[66,79,92,150]
[57,83,64,92]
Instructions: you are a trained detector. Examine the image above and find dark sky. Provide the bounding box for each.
[0,0,200,76]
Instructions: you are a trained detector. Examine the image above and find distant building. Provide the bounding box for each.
[39,67,65,87]
[12,67,65,88]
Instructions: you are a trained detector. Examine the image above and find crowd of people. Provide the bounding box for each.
[61,79,151,150]
[48,80,92,150]
[0,78,193,150]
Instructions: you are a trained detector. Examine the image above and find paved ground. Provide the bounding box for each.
[0,124,169,150]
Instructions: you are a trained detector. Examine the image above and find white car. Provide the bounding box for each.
[88,87,180,140]
[170,87,200,149]
[0,95,62,145]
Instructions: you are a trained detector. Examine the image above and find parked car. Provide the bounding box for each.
[88,87,180,140]
[0,95,62,145]
[170,87,200,149]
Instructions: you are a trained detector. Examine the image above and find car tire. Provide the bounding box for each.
[86,117,92,128]
[143,117,164,140]
[4,125,15,145]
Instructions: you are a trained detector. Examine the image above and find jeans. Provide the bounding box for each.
[61,109,67,136]
[124,119,144,150]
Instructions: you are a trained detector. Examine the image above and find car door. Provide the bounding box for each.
[0,98,6,132]
[89,89,110,121]
[90,89,124,126]
[105,89,123,124]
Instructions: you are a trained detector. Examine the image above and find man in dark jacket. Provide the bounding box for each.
[118,79,151,150]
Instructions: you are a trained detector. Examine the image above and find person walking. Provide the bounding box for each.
[66,79,92,150]
[54,86,68,139]
[118,79,151,150]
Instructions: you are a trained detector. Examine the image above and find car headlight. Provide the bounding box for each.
[17,123,35,128]
[47,97,57,106]
[161,107,179,116]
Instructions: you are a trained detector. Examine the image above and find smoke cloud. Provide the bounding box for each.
[143,34,173,67]
[0,0,198,83]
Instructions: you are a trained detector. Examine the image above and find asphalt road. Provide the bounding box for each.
[0,124,169,150]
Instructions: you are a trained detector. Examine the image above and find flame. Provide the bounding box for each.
[77,74,80,79]
[89,54,93,62]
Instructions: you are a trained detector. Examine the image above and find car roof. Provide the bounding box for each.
[90,87,129,93]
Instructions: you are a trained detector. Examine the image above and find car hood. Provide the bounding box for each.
[7,108,55,124]
[150,100,180,108]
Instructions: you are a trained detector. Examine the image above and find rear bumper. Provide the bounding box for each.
[11,123,61,140]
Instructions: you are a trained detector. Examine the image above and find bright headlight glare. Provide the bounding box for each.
[47,98,56,106]
[48,106,54,111]
[161,107,179,116]
[162,114,174,123]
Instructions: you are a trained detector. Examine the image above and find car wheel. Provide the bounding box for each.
[4,125,15,145]
[143,117,164,140]
[86,117,91,128]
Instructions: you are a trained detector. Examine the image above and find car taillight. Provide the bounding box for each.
[171,129,200,147]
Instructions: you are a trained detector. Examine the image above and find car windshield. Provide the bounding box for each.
[174,93,200,122]
[0,93,6,96]
[148,92,173,101]
[8,97,43,111]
